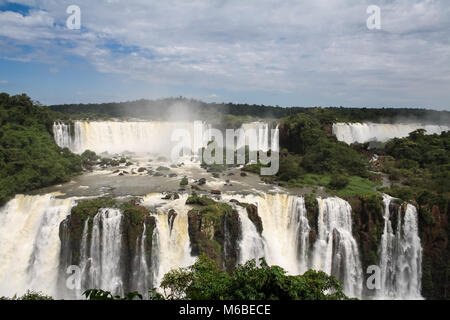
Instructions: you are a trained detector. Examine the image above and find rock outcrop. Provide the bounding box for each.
[186,195,241,273]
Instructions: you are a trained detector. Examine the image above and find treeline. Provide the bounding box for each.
[50,97,450,125]
[279,113,367,177]
[0,93,83,206]
[377,130,449,200]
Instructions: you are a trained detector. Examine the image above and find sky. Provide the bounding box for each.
[0,0,449,110]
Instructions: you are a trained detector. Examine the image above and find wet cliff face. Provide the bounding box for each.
[418,202,449,299]
[349,195,385,271]
[120,200,156,288]
[240,203,263,235]
[304,195,318,247]
[59,198,117,267]
[186,195,241,273]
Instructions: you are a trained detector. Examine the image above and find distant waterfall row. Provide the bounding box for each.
[53,121,211,155]
[53,121,277,155]
[0,192,422,299]
[332,123,449,144]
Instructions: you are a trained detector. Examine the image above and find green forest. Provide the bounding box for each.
[0,93,83,206]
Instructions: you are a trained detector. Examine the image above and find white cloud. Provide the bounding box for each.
[0,0,450,107]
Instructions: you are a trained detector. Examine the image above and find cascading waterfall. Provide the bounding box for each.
[75,217,90,298]
[132,224,151,297]
[333,123,450,144]
[235,205,266,265]
[232,194,306,275]
[398,205,422,298]
[141,194,196,287]
[53,122,75,151]
[295,197,311,273]
[53,121,212,155]
[378,194,396,298]
[83,208,124,297]
[256,194,309,275]
[232,195,309,271]
[225,194,362,298]
[377,195,423,300]
[310,197,363,298]
[0,194,74,298]
[0,191,423,300]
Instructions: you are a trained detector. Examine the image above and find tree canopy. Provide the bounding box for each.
[0,93,82,206]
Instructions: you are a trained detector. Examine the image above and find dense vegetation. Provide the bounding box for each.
[158,255,349,300]
[378,130,449,201]
[279,113,368,177]
[0,93,83,206]
[242,112,379,198]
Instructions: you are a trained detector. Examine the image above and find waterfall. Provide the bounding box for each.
[53,122,75,151]
[232,195,308,270]
[333,123,450,144]
[53,120,278,156]
[378,194,396,298]
[310,197,363,298]
[256,194,307,275]
[76,217,90,298]
[295,197,311,273]
[0,191,423,300]
[234,204,265,265]
[0,194,74,298]
[53,121,211,155]
[236,194,307,275]
[238,122,279,152]
[377,195,423,299]
[141,194,196,287]
[224,194,362,298]
[83,208,124,296]
[131,224,151,297]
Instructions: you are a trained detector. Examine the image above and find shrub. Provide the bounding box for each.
[328,175,350,190]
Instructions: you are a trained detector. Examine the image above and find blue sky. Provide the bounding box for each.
[0,0,449,110]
